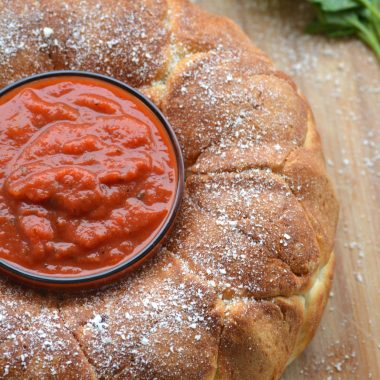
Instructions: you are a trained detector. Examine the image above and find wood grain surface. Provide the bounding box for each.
[195,1,380,378]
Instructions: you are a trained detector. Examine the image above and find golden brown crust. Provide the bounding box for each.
[169,0,267,58]
[60,252,222,380]
[41,0,170,87]
[0,0,338,379]
[282,122,339,264]
[160,50,310,170]
[167,170,320,299]
[0,1,53,85]
[216,297,304,380]
[0,280,97,379]
[289,251,336,362]
[214,252,335,380]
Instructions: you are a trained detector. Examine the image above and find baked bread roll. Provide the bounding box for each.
[0,0,338,379]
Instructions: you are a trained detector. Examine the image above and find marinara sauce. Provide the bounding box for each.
[0,74,178,278]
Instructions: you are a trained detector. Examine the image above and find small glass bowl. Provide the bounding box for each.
[0,71,184,291]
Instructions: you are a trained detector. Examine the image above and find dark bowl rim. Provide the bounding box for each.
[0,70,185,285]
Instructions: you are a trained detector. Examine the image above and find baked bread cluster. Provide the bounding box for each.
[0,0,339,379]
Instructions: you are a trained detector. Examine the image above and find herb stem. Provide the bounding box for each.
[357,0,380,22]
[348,16,380,60]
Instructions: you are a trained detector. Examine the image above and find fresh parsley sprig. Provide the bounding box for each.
[306,0,380,61]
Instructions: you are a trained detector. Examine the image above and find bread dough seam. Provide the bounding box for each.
[57,300,99,379]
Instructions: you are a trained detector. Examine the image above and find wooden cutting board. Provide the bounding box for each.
[197,1,380,378]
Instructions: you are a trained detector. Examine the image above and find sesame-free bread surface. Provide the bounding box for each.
[0,0,339,379]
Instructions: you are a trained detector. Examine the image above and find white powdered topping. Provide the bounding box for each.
[43,27,54,38]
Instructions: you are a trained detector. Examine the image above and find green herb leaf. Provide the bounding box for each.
[306,21,356,37]
[306,0,380,61]
[309,0,359,12]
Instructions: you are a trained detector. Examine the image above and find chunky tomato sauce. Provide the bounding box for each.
[0,76,177,276]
